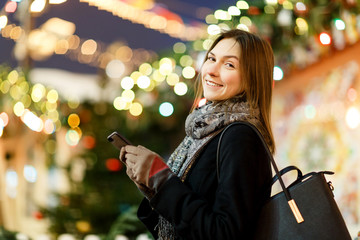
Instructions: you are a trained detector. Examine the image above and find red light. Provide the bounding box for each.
[319,32,331,45]
[105,158,122,171]
[5,2,17,13]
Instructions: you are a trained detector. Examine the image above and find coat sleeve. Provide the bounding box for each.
[145,125,272,239]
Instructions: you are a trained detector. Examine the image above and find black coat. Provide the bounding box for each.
[137,124,272,239]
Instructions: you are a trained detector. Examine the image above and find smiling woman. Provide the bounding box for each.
[119,29,277,240]
[201,38,242,101]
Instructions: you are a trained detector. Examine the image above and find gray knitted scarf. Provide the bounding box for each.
[156,95,264,240]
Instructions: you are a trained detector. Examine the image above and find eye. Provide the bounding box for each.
[207,56,216,62]
[225,62,235,68]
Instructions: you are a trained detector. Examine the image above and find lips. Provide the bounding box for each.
[205,80,223,87]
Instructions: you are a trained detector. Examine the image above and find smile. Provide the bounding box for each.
[205,80,223,87]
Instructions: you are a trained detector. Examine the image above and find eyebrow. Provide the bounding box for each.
[209,51,239,60]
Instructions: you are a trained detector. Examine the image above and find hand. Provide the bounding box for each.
[121,145,164,187]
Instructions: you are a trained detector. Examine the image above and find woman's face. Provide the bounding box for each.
[201,38,242,101]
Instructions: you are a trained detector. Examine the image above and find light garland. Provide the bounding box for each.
[79,0,208,41]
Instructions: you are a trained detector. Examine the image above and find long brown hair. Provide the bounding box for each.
[191,29,275,153]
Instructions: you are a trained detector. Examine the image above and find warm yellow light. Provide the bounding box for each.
[0,80,11,94]
[228,6,241,16]
[149,15,167,30]
[173,42,186,54]
[237,1,249,9]
[55,39,69,54]
[207,24,221,35]
[265,0,278,5]
[121,77,135,90]
[174,82,188,96]
[67,35,80,49]
[214,10,231,20]
[68,113,80,128]
[31,84,46,102]
[81,39,97,55]
[41,18,76,37]
[346,107,360,129]
[43,119,55,134]
[30,0,46,13]
[130,71,142,83]
[106,59,125,79]
[129,102,143,116]
[137,76,151,89]
[180,55,193,67]
[237,24,249,31]
[47,89,59,103]
[295,18,308,35]
[115,46,133,62]
[205,14,218,24]
[203,39,214,50]
[139,63,153,76]
[121,90,135,102]
[49,0,67,4]
[282,1,293,10]
[0,16,8,29]
[46,102,58,112]
[113,96,130,110]
[13,102,25,116]
[152,70,166,82]
[166,73,179,86]
[182,66,196,79]
[10,85,21,100]
[8,70,19,84]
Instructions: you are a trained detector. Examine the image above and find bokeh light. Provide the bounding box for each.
[68,113,80,128]
[159,102,174,117]
[182,66,196,79]
[47,89,59,103]
[273,66,284,81]
[166,73,179,86]
[121,77,135,90]
[65,129,80,146]
[139,63,153,76]
[129,102,143,116]
[346,107,360,129]
[319,32,331,45]
[30,0,46,12]
[174,82,188,96]
[22,110,44,132]
[105,158,122,171]
[5,1,17,13]
[24,165,37,183]
[44,119,56,134]
[173,42,186,54]
[81,39,97,55]
[334,19,346,30]
[106,59,125,79]
[0,112,9,127]
[0,16,8,29]
[13,102,25,116]
[228,6,241,16]
[304,105,316,119]
[237,1,249,9]
[31,84,46,102]
[137,76,151,89]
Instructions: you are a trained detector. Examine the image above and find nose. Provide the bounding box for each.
[205,61,220,77]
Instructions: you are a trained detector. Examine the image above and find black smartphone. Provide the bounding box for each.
[107,132,132,150]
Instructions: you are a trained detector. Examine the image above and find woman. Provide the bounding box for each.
[120,29,275,239]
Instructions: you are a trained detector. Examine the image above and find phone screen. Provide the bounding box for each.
[107,132,132,150]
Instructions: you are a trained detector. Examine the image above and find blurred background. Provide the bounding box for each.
[0,0,360,239]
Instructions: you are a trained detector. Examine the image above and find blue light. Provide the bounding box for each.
[159,102,174,117]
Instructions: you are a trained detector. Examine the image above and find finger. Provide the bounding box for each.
[124,145,140,154]
[119,147,127,164]
[124,153,138,164]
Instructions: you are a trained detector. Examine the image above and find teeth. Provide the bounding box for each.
[206,80,222,87]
